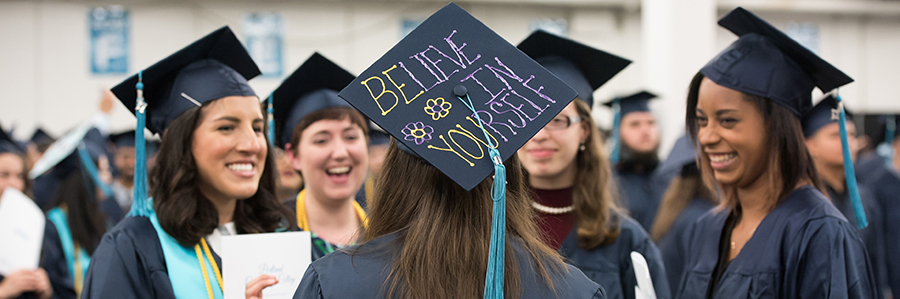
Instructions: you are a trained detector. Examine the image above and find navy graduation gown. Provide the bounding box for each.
[81,216,222,299]
[677,186,879,299]
[561,214,671,299]
[613,171,658,231]
[656,197,714,296]
[869,169,900,296]
[294,233,606,299]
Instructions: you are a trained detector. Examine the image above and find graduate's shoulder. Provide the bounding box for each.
[101,216,159,246]
[615,213,654,245]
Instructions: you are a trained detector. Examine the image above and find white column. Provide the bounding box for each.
[641,0,717,155]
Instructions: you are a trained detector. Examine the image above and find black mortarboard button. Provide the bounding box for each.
[801,95,854,137]
[111,26,260,134]
[603,90,657,116]
[338,3,578,191]
[517,30,631,107]
[271,52,356,149]
[700,7,853,117]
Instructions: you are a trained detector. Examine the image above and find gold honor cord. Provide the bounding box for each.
[295,190,368,232]
[74,245,83,297]
[194,238,223,299]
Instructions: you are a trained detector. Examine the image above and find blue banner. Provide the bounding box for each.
[244,13,284,78]
[89,6,129,75]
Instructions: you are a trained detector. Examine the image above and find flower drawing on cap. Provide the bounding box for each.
[402,122,434,145]
[424,97,452,120]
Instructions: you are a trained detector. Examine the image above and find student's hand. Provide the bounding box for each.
[0,269,48,299]
[245,274,278,299]
[31,269,52,299]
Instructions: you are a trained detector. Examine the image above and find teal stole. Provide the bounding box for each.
[46,208,90,295]
[147,208,223,299]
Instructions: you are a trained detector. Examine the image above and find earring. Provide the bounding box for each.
[579,144,586,151]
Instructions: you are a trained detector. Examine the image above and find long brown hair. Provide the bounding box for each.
[151,102,294,247]
[363,139,564,299]
[650,170,716,242]
[48,171,107,255]
[567,99,624,249]
[685,73,822,211]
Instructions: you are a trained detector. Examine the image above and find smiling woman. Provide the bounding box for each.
[82,27,294,299]
[269,53,369,263]
[676,8,878,299]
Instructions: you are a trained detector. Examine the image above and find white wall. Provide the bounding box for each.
[1,0,898,153]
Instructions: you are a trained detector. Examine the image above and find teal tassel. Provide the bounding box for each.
[609,97,622,165]
[76,144,113,198]
[885,116,896,168]
[835,95,867,229]
[267,93,276,144]
[130,71,152,217]
[455,93,506,299]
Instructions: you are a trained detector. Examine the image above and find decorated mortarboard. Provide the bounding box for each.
[28,124,113,198]
[0,125,25,154]
[29,128,54,144]
[338,4,578,298]
[704,7,866,229]
[701,7,853,117]
[111,26,261,217]
[109,130,136,148]
[801,95,855,137]
[604,90,658,164]
[271,52,355,149]
[517,30,631,107]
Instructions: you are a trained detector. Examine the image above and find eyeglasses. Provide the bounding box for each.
[544,115,583,131]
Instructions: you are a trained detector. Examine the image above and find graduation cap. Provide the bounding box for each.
[604,90,658,164]
[338,4,579,297]
[801,95,855,137]
[271,52,355,149]
[516,30,631,107]
[110,26,261,217]
[30,128,54,145]
[28,124,113,198]
[0,125,26,155]
[700,7,853,117]
[109,130,136,148]
[656,135,699,180]
[704,7,866,229]
[368,126,391,147]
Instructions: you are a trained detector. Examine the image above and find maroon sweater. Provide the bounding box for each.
[531,187,575,250]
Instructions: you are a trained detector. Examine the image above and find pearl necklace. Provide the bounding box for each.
[531,201,574,215]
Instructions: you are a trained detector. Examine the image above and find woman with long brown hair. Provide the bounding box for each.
[291,4,604,298]
[677,7,877,298]
[649,135,716,296]
[516,31,670,299]
[82,27,292,299]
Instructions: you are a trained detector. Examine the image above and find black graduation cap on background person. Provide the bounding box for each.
[111,26,260,135]
[0,124,26,154]
[700,7,853,117]
[338,3,578,191]
[801,95,855,138]
[271,52,355,149]
[28,125,113,197]
[109,130,136,148]
[516,30,632,108]
[656,135,699,181]
[30,128,54,144]
[603,91,657,116]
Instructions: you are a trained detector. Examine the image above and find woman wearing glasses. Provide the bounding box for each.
[517,31,671,299]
